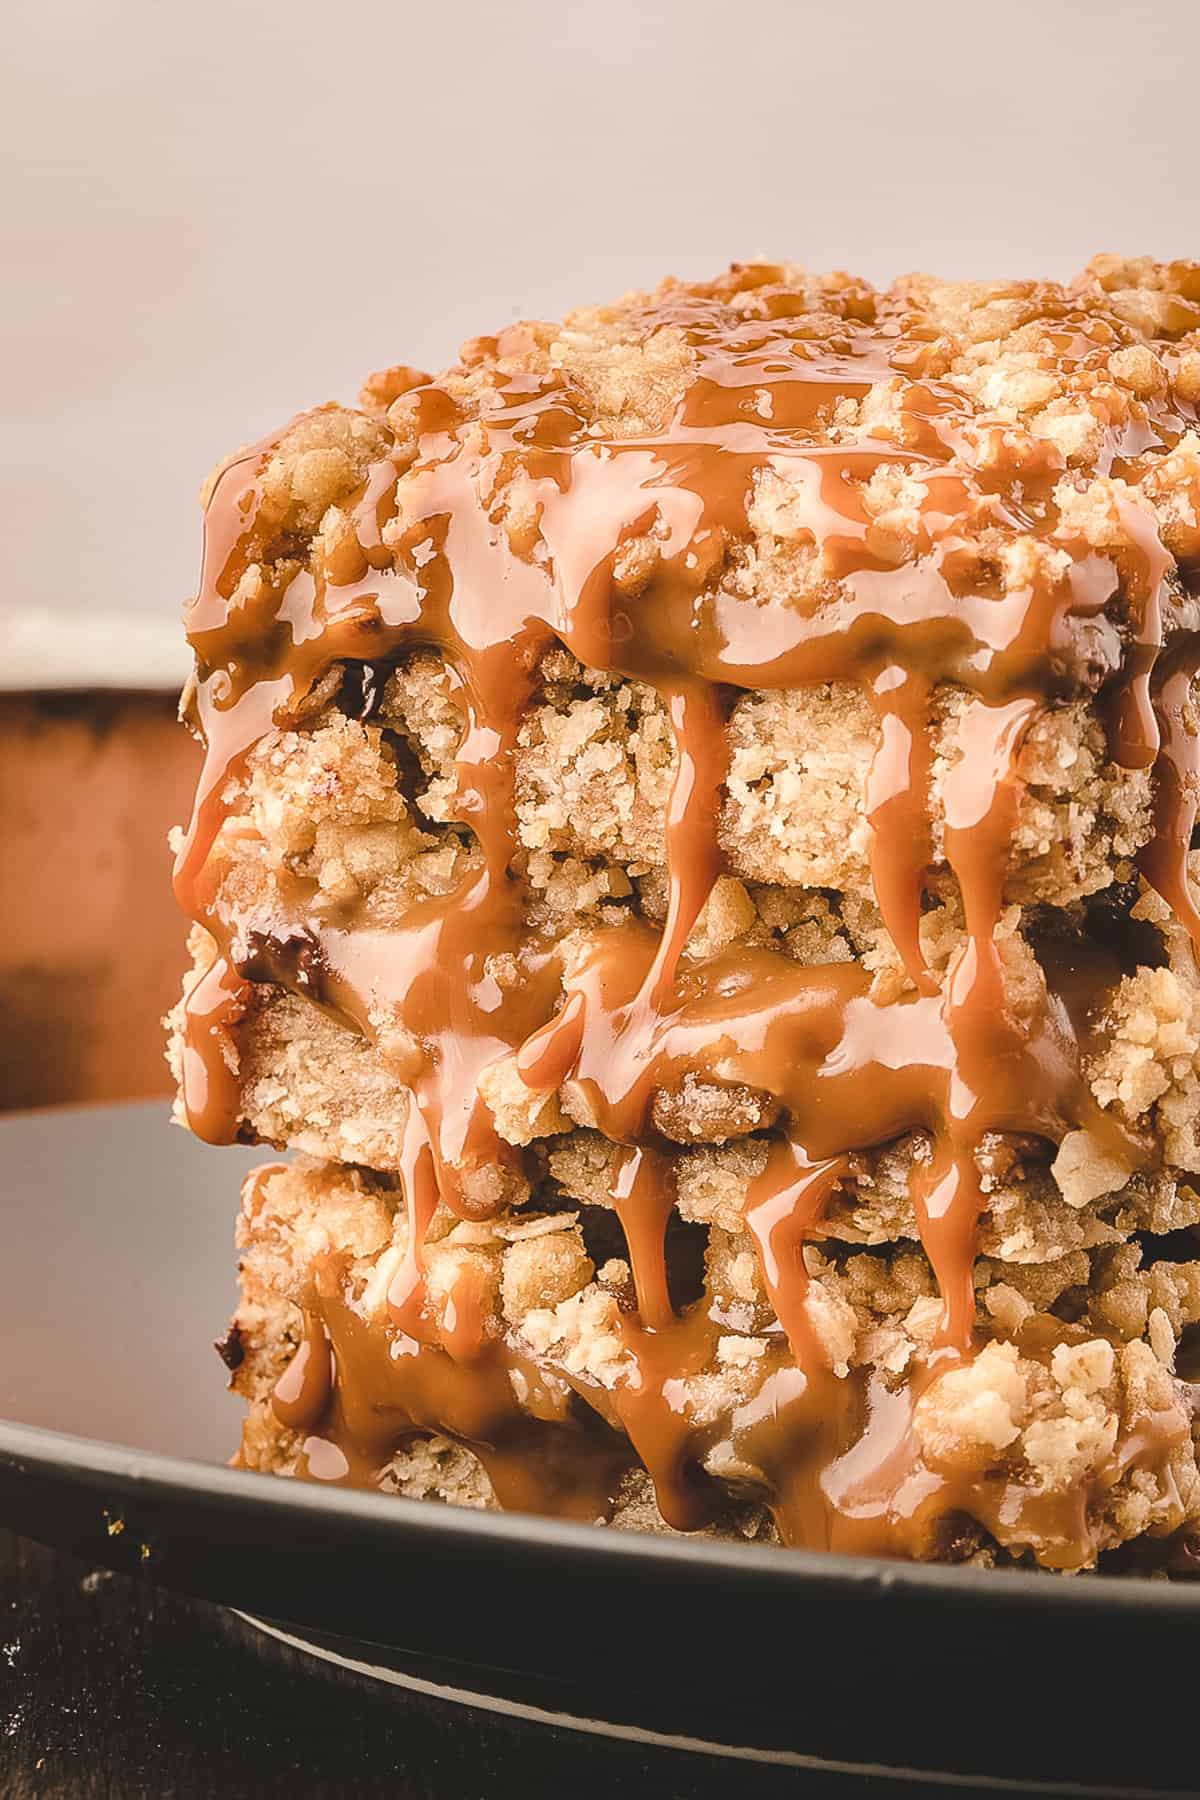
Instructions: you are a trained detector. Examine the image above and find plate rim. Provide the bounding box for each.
[3,1414,1199,1618]
[233,1611,1180,1799]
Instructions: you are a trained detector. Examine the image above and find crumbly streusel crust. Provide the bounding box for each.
[227,1157,1200,1570]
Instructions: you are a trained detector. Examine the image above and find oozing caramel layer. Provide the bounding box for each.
[177,263,1200,1559]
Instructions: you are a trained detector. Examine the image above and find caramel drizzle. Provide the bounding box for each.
[383,1104,440,1340]
[178,954,250,1145]
[745,1143,850,1366]
[271,1309,334,1431]
[179,282,1200,1557]
[276,1271,628,1522]
[865,667,935,993]
[1140,638,1200,947]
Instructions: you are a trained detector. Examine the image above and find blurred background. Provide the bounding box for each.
[2,0,1198,1109]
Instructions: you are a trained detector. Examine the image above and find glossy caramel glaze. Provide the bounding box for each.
[176,260,1200,1562]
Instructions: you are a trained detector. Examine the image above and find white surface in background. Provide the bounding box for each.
[0,608,189,691]
[3,0,1199,685]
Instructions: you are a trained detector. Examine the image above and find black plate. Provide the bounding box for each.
[2,1102,1198,1796]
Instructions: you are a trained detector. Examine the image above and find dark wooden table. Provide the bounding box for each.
[2,1531,950,1799]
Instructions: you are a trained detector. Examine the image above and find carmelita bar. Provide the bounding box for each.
[168,257,1200,1571]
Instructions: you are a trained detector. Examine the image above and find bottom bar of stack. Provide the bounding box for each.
[223,1151,1200,1573]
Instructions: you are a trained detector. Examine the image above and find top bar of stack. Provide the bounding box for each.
[169,257,1200,1571]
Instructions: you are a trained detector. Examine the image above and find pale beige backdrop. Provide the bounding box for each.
[3,0,1198,677]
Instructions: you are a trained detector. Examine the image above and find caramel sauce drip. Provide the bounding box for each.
[271,1309,334,1431]
[276,1265,629,1522]
[1139,638,1200,946]
[745,1143,851,1366]
[181,284,1200,1558]
[179,954,251,1144]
